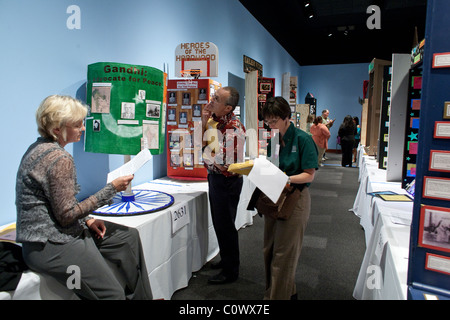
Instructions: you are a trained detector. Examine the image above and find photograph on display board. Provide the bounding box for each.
[184,134,193,148]
[170,152,181,167]
[179,111,188,124]
[198,88,207,101]
[193,104,202,117]
[419,205,450,253]
[169,132,180,149]
[93,119,101,132]
[146,102,160,118]
[168,91,177,105]
[91,85,111,113]
[168,108,176,122]
[121,102,135,119]
[183,153,194,167]
[142,122,159,149]
[182,92,191,105]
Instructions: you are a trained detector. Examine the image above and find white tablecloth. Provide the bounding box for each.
[352,151,413,300]
[1,176,257,300]
[352,152,412,244]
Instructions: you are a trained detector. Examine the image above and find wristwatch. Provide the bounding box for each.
[287,177,291,185]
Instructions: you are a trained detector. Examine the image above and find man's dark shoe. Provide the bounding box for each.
[208,272,238,285]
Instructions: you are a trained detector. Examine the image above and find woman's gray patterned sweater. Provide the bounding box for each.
[16,138,117,244]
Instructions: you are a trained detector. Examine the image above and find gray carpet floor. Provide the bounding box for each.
[171,153,366,300]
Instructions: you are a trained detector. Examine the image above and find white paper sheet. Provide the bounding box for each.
[107,149,152,183]
[247,156,288,203]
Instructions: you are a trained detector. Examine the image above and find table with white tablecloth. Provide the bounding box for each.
[1,176,257,300]
[352,150,413,300]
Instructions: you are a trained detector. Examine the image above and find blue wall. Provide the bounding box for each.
[0,0,369,225]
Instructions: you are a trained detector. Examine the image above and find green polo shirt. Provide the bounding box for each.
[268,122,318,186]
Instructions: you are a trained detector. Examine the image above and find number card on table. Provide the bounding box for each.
[171,203,190,234]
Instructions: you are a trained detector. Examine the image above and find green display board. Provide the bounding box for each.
[85,62,166,155]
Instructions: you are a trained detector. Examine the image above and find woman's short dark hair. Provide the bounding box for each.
[313,116,323,125]
[262,96,291,120]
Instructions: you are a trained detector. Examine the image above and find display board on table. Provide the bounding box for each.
[401,62,422,188]
[257,77,275,156]
[378,65,392,169]
[84,62,174,216]
[407,1,450,300]
[85,62,167,156]
[366,58,391,156]
[166,78,221,180]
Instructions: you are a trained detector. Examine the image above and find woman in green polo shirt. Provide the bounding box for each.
[261,96,318,300]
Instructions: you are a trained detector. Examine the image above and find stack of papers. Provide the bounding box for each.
[247,157,288,203]
[107,149,152,183]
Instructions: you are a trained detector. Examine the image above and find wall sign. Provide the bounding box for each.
[434,121,450,139]
[423,176,450,200]
[432,52,450,68]
[429,150,450,172]
[175,42,218,77]
[243,55,263,76]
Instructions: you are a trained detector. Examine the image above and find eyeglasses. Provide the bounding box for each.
[264,118,280,126]
[212,94,231,107]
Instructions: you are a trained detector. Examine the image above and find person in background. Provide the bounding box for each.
[305,114,315,135]
[16,95,152,300]
[352,116,361,163]
[310,116,331,167]
[321,109,335,129]
[201,86,246,284]
[260,96,318,300]
[321,109,335,161]
[338,115,357,167]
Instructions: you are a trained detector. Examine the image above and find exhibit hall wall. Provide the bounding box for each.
[0,0,300,225]
[297,63,369,149]
[0,0,372,225]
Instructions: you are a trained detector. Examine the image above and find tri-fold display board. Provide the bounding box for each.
[85,62,167,156]
[166,78,221,180]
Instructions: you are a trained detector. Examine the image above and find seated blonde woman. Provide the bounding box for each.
[16,95,152,300]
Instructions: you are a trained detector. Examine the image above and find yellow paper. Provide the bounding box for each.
[0,223,17,243]
[378,194,412,202]
[228,160,254,175]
